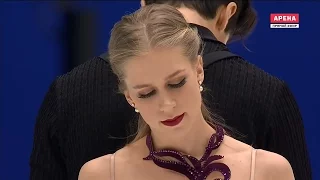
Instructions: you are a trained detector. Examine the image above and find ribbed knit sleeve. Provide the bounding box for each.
[203,55,312,180]
[29,80,67,180]
[267,81,312,180]
[29,57,134,180]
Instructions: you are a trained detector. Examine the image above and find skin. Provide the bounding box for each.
[78,47,294,180]
[78,1,294,179]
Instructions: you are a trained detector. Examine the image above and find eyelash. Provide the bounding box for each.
[138,78,186,99]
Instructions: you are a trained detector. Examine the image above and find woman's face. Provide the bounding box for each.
[123,47,204,135]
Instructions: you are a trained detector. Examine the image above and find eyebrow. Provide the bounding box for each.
[133,69,186,89]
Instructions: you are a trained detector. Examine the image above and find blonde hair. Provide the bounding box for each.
[108,4,223,144]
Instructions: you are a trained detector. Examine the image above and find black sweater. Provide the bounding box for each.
[29,25,312,180]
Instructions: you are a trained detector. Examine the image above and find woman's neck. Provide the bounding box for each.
[150,116,216,159]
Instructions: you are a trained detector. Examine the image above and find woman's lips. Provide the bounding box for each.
[161,113,185,127]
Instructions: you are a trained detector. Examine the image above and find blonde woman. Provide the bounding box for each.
[78,4,294,180]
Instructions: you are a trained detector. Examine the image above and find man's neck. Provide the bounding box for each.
[177,7,228,44]
[179,8,213,30]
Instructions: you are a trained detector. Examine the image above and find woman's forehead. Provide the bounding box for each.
[123,47,192,85]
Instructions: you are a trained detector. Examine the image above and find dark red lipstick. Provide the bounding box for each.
[161,113,185,127]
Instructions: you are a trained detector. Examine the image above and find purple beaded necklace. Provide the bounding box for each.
[143,126,231,180]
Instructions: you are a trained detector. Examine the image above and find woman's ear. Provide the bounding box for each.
[196,55,204,83]
[140,0,146,7]
[124,90,134,107]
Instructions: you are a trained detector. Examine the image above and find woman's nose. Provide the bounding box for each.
[159,95,176,113]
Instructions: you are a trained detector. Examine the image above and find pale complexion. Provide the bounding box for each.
[78,47,294,180]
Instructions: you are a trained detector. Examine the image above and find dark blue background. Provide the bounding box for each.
[1,1,319,180]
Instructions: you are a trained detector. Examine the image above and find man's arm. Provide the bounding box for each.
[267,81,312,180]
[29,80,67,180]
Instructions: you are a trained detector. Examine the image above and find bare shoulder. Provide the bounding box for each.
[255,149,295,180]
[78,154,113,180]
[78,139,147,180]
[222,135,253,152]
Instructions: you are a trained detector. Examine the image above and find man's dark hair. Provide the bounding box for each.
[144,0,257,40]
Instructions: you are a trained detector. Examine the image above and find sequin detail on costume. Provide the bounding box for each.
[143,126,231,180]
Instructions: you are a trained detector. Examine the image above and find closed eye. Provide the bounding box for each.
[168,78,186,88]
[138,90,155,99]
[138,78,187,99]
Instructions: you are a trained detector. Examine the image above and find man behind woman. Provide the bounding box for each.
[79,4,295,180]
[30,1,311,180]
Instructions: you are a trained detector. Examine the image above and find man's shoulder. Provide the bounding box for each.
[237,57,285,88]
[210,55,285,89]
[57,56,111,83]
[51,56,118,103]
[201,40,281,87]
[52,56,118,92]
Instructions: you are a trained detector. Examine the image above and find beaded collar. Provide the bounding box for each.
[143,126,231,180]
